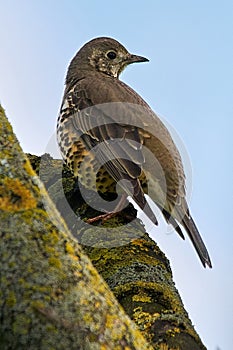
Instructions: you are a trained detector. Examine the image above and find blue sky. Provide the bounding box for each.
[1,1,232,349]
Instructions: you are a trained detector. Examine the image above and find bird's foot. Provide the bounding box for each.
[86,194,134,224]
[86,211,118,224]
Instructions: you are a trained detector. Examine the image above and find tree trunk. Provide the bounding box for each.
[0,104,207,349]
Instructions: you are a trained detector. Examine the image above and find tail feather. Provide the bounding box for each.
[131,180,158,226]
[155,203,185,239]
[182,214,212,268]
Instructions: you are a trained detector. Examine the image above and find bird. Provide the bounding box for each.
[57,37,212,268]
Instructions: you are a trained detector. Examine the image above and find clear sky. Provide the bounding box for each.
[1,1,232,349]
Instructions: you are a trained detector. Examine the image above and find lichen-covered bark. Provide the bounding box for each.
[0,102,207,350]
[27,155,207,348]
[0,105,153,349]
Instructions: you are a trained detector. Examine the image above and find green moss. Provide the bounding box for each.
[6,291,17,307]
[13,314,31,335]
[31,300,46,310]
[46,324,58,334]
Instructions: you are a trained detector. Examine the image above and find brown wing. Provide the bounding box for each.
[60,75,158,224]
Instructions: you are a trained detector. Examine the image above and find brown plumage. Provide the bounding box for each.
[57,37,212,268]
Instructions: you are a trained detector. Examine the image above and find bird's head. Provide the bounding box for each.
[66,37,149,83]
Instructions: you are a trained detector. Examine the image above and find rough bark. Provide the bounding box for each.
[0,105,152,349]
[0,104,207,349]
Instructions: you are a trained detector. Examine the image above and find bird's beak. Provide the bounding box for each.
[127,54,149,64]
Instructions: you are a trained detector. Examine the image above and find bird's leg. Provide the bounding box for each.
[86,193,128,224]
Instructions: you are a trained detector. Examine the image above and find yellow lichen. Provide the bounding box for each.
[83,312,93,324]
[48,257,62,269]
[132,292,151,303]
[95,301,101,308]
[0,178,37,211]
[23,158,36,176]
[131,238,147,248]
[167,326,181,338]
[100,345,108,350]
[158,345,171,350]
[65,242,75,255]
[42,230,59,245]
[173,327,181,334]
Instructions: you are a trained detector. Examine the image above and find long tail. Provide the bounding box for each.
[131,179,158,226]
[182,214,212,268]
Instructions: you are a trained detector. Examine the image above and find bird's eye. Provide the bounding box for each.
[107,51,117,60]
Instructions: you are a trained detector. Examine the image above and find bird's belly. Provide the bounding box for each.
[65,141,118,194]
[63,142,149,199]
